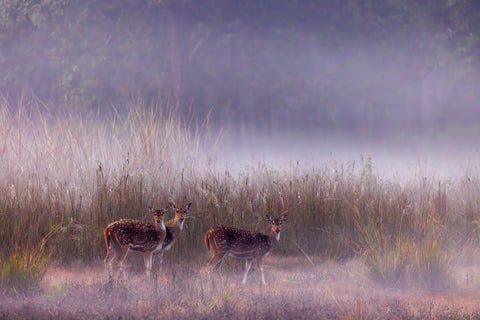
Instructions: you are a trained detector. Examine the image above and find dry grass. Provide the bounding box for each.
[2,99,480,317]
[2,256,480,319]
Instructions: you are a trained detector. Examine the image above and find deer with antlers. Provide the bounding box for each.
[103,206,168,280]
[156,202,192,265]
[204,214,287,285]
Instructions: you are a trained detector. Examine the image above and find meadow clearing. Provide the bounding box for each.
[2,104,480,319]
[3,256,480,319]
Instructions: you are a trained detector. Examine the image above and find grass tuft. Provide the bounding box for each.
[1,243,53,293]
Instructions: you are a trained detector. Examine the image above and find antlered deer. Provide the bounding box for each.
[204,215,287,285]
[156,202,192,265]
[104,206,168,280]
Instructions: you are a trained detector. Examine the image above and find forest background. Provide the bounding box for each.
[2,0,480,141]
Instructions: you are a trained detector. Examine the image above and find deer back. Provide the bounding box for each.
[208,226,272,257]
[106,219,166,252]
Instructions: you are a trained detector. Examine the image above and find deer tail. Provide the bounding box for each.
[104,228,111,250]
[204,230,211,251]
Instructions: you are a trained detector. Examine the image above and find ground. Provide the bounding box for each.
[2,256,480,319]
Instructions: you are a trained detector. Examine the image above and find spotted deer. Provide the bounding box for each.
[204,215,287,285]
[103,206,168,280]
[156,202,192,265]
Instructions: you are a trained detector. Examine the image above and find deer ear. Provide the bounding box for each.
[265,215,272,222]
[185,202,192,211]
[168,202,176,209]
[281,215,287,221]
[148,206,155,213]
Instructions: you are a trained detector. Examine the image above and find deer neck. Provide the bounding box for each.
[172,218,185,236]
[269,229,280,242]
[176,216,186,231]
[169,218,183,237]
[155,220,166,233]
[163,218,183,250]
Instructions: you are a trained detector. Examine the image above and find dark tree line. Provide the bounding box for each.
[1,0,480,137]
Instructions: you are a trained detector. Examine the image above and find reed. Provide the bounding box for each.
[0,98,477,290]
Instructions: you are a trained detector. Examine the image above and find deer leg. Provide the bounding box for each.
[104,246,117,280]
[242,259,253,284]
[115,247,129,281]
[206,253,221,272]
[150,249,165,282]
[257,257,266,285]
[206,252,226,278]
[156,249,165,267]
[206,253,226,288]
[144,251,153,279]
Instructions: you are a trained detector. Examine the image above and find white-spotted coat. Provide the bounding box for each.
[103,206,167,280]
[205,215,286,285]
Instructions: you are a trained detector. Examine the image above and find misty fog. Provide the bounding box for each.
[2,1,480,176]
[4,3,480,319]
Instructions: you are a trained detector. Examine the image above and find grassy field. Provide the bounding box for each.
[2,102,480,318]
[2,257,480,319]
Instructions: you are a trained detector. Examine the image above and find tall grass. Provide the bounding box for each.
[0,100,201,269]
[1,98,480,290]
